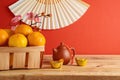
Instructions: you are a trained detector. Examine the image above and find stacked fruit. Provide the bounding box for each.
[0,24,46,47]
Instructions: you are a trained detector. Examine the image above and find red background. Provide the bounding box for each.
[1,0,120,55]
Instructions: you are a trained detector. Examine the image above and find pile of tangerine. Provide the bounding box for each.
[0,24,46,47]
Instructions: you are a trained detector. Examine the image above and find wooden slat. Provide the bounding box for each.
[13,52,26,68]
[0,46,44,52]
[27,51,41,69]
[0,52,9,70]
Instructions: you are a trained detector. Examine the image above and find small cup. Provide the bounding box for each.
[75,57,87,66]
[50,59,64,69]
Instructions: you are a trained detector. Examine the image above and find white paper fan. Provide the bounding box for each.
[9,0,90,30]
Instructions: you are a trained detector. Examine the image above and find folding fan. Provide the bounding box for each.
[9,0,90,30]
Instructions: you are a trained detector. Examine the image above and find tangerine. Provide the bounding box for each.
[8,33,27,47]
[4,29,14,37]
[0,29,9,46]
[27,32,46,46]
[15,24,33,36]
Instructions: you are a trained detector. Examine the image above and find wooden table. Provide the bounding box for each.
[0,55,120,80]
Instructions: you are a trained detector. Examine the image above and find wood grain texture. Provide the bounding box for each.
[0,55,120,80]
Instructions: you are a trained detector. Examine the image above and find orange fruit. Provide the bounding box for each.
[8,33,27,47]
[4,29,14,37]
[0,29,9,46]
[28,32,46,46]
[15,24,33,36]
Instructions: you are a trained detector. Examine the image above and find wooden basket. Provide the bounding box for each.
[0,46,44,70]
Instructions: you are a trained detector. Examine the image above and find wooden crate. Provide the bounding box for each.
[0,46,45,70]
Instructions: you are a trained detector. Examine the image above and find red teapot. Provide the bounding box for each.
[53,42,76,65]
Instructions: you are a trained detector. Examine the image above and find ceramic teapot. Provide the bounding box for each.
[53,42,75,65]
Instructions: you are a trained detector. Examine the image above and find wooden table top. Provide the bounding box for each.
[0,55,120,80]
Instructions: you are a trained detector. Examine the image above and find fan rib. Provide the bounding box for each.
[55,0,69,28]
[58,0,73,27]
[53,0,62,29]
[12,0,31,14]
[51,1,59,29]
[55,0,65,28]
[9,0,23,10]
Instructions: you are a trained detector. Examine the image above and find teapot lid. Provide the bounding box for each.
[57,42,71,50]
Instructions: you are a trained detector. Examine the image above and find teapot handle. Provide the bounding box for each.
[70,48,76,65]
